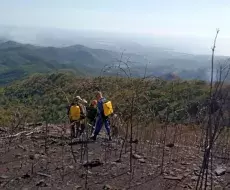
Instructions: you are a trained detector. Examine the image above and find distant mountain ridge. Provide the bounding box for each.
[0,40,228,86]
[0,40,123,85]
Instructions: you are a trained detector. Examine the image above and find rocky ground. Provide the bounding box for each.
[0,124,230,190]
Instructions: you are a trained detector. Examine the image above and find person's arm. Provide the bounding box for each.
[79,105,86,118]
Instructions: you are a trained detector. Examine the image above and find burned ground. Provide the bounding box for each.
[1,124,230,190]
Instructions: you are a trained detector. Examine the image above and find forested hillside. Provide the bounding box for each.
[0,41,123,85]
[0,71,210,127]
[1,40,225,86]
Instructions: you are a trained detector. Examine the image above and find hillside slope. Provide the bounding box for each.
[1,72,230,190]
[0,72,210,126]
[0,41,122,85]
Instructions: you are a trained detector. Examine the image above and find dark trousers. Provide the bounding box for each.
[94,116,111,136]
[89,119,96,134]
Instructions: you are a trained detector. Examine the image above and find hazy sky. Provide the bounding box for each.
[0,0,230,55]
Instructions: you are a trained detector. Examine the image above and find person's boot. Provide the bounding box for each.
[90,134,96,141]
[108,134,112,141]
[109,136,112,141]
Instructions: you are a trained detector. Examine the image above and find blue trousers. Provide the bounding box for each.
[94,116,111,136]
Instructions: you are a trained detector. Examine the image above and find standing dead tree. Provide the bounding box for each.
[195,29,230,190]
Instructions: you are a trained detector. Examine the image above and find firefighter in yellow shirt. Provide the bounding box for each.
[67,96,87,138]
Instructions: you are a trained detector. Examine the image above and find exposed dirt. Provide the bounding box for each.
[0,125,229,190]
